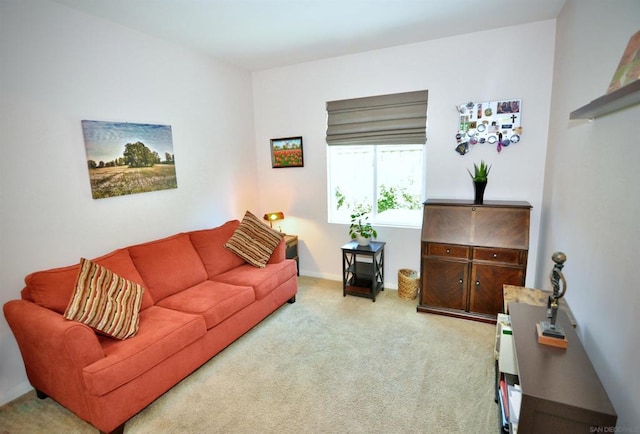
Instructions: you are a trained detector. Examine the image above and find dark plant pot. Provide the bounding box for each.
[474,181,487,204]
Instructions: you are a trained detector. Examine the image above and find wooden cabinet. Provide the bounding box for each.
[418,199,531,323]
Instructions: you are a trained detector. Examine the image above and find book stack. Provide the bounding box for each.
[494,314,522,433]
[498,371,522,432]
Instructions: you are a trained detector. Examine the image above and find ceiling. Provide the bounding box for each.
[52,0,566,71]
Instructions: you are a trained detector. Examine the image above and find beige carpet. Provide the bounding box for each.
[0,277,499,433]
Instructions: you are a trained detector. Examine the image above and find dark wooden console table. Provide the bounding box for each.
[509,303,617,433]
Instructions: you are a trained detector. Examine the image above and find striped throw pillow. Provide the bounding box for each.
[224,211,283,268]
[64,258,144,340]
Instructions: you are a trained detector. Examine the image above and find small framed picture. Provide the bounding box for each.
[270,136,304,168]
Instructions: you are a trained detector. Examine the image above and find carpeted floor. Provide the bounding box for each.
[0,276,499,433]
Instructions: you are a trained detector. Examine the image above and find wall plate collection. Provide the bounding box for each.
[455,99,523,155]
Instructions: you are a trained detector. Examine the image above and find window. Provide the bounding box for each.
[328,144,424,227]
[326,90,428,227]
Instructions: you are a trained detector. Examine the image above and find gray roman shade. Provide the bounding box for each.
[326,90,428,146]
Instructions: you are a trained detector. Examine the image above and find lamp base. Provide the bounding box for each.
[536,322,568,348]
[539,321,565,339]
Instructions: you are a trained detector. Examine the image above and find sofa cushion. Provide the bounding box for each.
[128,233,208,302]
[215,260,297,300]
[224,211,283,268]
[64,258,144,340]
[189,220,246,279]
[267,238,286,265]
[82,306,206,397]
[157,281,254,329]
[25,249,154,315]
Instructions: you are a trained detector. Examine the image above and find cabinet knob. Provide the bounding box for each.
[459,279,463,284]
[493,253,498,258]
[446,249,451,254]
[476,280,480,286]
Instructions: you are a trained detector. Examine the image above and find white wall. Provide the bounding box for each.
[0,0,257,405]
[2,0,634,427]
[540,0,640,428]
[253,20,556,290]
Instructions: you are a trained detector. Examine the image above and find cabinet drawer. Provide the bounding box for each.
[473,247,522,264]
[426,243,469,259]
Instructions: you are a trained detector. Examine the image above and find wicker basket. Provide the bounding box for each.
[398,269,419,300]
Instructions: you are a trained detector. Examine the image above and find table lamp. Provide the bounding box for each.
[263,211,284,232]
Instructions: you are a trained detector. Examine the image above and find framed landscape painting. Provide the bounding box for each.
[270,136,304,168]
[82,120,178,199]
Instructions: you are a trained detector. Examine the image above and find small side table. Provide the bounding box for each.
[341,240,385,302]
[284,234,299,275]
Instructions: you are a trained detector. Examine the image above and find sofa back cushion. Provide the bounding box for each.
[189,220,246,279]
[267,238,286,264]
[128,233,207,302]
[25,249,154,315]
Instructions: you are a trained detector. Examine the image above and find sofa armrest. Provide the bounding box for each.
[3,300,104,398]
[267,237,286,264]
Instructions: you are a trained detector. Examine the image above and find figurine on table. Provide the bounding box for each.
[540,252,568,339]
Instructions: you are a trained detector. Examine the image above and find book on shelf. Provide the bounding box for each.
[498,385,509,431]
[499,378,510,421]
[508,384,522,424]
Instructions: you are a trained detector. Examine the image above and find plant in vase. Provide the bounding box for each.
[349,211,377,246]
[467,160,491,204]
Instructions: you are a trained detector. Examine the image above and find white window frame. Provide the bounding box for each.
[327,143,426,228]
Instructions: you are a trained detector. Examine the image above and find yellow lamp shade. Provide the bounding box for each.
[263,212,284,228]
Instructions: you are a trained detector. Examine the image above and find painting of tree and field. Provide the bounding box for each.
[82,120,178,199]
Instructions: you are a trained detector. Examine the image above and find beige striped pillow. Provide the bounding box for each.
[64,258,144,340]
[224,211,283,268]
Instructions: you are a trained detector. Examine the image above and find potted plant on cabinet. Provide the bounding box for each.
[349,211,377,246]
[467,160,491,204]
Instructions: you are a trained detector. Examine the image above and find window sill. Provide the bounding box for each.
[330,210,421,229]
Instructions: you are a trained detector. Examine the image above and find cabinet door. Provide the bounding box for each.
[421,257,468,310]
[422,205,472,245]
[470,264,525,315]
[473,207,530,249]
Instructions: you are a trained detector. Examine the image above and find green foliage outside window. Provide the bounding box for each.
[335,184,420,216]
[335,187,371,214]
[377,185,421,213]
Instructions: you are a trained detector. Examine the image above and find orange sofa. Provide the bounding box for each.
[3,219,298,433]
